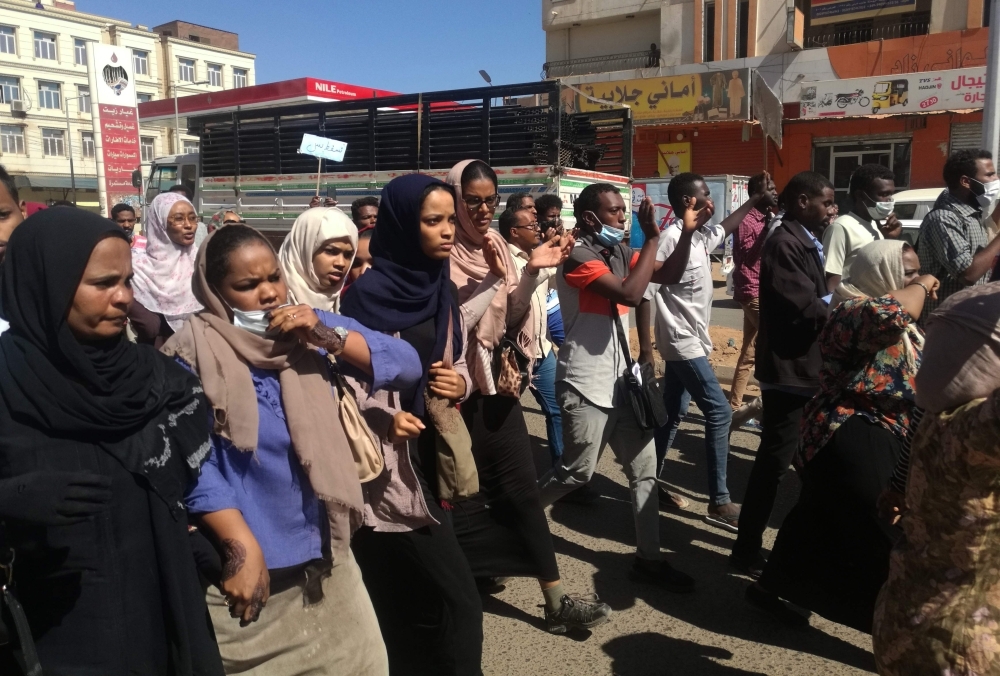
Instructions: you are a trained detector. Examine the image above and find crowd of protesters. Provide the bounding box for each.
[0,148,998,676]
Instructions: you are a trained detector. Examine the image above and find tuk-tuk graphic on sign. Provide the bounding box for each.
[872,80,909,114]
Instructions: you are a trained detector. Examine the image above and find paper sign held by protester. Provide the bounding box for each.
[299,134,347,162]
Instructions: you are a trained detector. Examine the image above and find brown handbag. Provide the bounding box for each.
[424,315,478,501]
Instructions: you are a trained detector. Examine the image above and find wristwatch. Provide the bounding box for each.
[330,326,349,356]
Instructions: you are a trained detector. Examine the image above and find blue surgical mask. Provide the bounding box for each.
[585,212,625,247]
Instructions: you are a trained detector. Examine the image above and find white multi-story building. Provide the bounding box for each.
[0,0,254,209]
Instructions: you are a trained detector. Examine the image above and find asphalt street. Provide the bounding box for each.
[478,391,875,676]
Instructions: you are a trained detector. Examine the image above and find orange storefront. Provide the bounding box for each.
[631,28,989,195]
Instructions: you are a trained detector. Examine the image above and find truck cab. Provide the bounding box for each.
[146,153,199,204]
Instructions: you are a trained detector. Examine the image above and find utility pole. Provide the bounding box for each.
[64,96,77,205]
[982,0,1000,158]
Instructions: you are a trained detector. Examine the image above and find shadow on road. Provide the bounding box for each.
[603,632,768,675]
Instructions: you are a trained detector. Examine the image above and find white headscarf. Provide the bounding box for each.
[833,239,924,368]
[131,192,203,331]
[278,207,358,312]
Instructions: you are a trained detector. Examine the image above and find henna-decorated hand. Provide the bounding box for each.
[219,536,270,627]
[267,304,324,347]
[428,361,467,401]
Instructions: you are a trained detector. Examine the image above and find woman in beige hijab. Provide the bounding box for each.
[278,207,358,312]
[163,224,423,676]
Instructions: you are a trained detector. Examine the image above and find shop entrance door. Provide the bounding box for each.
[812,139,911,213]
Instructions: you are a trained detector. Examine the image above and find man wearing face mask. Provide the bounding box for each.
[822,164,901,293]
[537,183,711,592]
[919,149,1000,317]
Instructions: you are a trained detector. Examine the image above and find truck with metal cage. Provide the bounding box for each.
[143,81,633,242]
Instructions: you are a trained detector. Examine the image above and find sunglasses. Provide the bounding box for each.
[223,219,247,225]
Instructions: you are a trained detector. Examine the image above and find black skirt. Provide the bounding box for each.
[759,414,902,633]
[451,393,560,582]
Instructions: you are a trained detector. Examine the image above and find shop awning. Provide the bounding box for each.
[14,174,98,190]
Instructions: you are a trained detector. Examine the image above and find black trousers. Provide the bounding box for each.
[352,484,483,676]
[452,393,560,582]
[759,415,901,633]
[732,389,811,561]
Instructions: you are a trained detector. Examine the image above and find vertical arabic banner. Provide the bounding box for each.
[86,43,141,216]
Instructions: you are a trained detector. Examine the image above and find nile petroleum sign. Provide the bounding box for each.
[86,43,141,216]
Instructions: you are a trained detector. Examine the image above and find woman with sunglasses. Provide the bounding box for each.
[128,192,203,348]
[447,159,612,634]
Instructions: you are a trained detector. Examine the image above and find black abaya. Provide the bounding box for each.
[759,414,902,633]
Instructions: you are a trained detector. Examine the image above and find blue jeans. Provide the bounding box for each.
[529,349,563,466]
[653,356,733,506]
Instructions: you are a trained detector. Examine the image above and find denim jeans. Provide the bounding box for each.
[529,349,563,466]
[654,356,733,506]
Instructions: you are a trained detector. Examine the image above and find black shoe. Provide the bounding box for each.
[556,484,600,505]
[475,577,507,595]
[745,584,809,628]
[545,593,612,634]
[729,551,767,580]
[629,558,695,593]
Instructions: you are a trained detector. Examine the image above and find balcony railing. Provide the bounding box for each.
[543,49,661,78]
[804,15,929,49]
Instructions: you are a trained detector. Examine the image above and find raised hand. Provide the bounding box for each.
[880,212,903,238]
[638,197,661,240]
[267,304,321,346]
[483,238,507,279]
[527,234,573,273]
[681,197,714,234]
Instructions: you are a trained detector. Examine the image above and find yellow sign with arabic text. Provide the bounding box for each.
[572,70,750,124]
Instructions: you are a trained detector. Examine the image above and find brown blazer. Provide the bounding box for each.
[754,219,830,390]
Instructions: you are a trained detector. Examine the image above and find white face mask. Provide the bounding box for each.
[232,307,274,337]
[864,193,894,221]
[971,178,1000,210]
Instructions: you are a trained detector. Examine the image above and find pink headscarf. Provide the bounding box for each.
[447,160,522,350]
[131,192,202,331]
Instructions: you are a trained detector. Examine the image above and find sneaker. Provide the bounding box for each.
[729,551,767,580]
[556,484,600,506]
[657,484,690,511]
[730,398,763,433]
[545,593,612,634]
[745,583,810,628]
[630,558,695,593]
[705,503,740,533]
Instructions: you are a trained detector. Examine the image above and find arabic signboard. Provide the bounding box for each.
[86,43,142,215]
[810,0,916,26]
[799,67,987,119]
[299,134,347,162]
[571,69,751,125]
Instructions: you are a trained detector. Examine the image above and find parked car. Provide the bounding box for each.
[892,188,943,247]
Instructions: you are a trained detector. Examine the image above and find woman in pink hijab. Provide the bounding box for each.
[127,192,203,348]
[446,159,612,634]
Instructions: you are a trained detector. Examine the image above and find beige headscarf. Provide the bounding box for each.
[916,283,1000,413]
[278,207,358,312]
[833,239,924,370]
[161,229,363,560]
[446,160,535,356]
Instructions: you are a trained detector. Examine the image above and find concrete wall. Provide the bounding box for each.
[930,0,969,32]
[661,0,694,65]
[545,11,661,61]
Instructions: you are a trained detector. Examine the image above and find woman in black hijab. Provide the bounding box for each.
[340,175,483,676]
[0,209,223,675]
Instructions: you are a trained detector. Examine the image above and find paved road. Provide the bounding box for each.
[479,393,875,676]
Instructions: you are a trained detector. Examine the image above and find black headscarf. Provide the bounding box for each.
[339,174,463,415]
[0,208,209,511]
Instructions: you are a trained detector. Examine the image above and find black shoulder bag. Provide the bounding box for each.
[599,247,668,431]
[0,533,43,675]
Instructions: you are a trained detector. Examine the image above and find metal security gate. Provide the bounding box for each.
[950,122,983,154]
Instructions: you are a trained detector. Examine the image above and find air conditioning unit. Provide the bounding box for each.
[10,100,26,118]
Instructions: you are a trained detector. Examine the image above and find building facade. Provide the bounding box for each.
[0,0,254,209]
[544,0,990,203]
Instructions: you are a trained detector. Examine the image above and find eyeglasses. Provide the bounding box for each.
[223,219,246,225]
[463,194,501,210]
[168,214,200,226]
[513,222,540,232]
